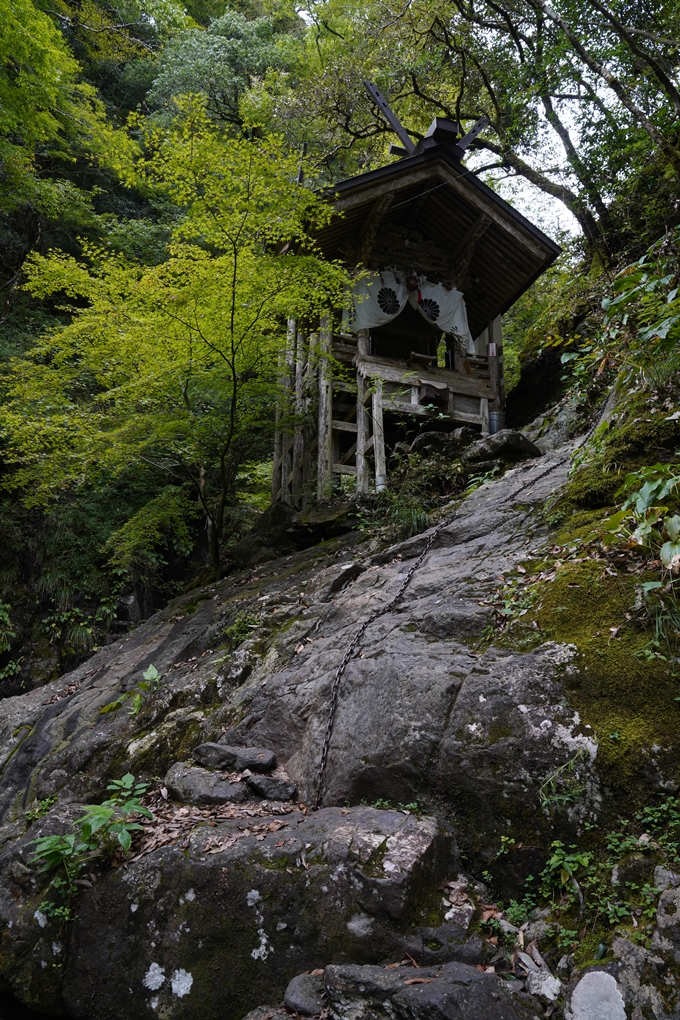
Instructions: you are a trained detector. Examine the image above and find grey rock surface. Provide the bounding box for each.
[164,762,249,804]
[194,742,276,772]
[58,807,453,1020]
[324,961,543,1020]
[284,973,325,1015]
[246,773,297,800]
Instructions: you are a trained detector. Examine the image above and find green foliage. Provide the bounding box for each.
[221,611,258,650]
[30,773,152,892]
[104,487,201,586]
[26,796,58,823]
[538,750,587,817]
[2,99,346,572]
[148,8,303,126]
[99,663,162,714]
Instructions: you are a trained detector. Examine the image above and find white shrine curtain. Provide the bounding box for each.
[347,270,474,353]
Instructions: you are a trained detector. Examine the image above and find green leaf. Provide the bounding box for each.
[665,515,680,542]
[660,541,680,567]
[143,664,160,683]
[117,828,132,852]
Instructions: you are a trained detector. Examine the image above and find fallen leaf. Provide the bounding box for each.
[516,565,526,574]
[404,978,434,985]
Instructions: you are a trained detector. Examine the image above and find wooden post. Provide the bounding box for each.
[489,315,505,409]
[317,317,333,500]
[291,328,306,506]
[274,319,296,503]
[372,377,387,491]
[356,329,370,494]
[480,397,490,435]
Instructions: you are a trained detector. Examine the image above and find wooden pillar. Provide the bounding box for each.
[355,330,370,494]
[480,397,490,435]
[487,315,505,411]
[291,328,306,506]
[317,317,333,500]
[274,319,296,503]
[372,377,387,491]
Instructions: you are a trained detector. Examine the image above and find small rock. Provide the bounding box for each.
[654,865,680,891]
[526,968,562,1002]
[194,743,276,773]
[164,762,249,805]
[246,774,297,801]
[284,973,324,1016]
[567,971,625,1020]
[461,429,541,466]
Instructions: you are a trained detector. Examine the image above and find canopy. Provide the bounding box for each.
[347,270,474,352]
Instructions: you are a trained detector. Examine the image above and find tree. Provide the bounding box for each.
[1,99,347,571]
[148,8,304,127]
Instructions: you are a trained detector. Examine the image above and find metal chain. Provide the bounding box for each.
[313,395,615,807]
[313,516,452,808]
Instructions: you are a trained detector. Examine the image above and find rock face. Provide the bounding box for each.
[4,440,679,1017]
[323,961,543,1020]
[58,806,454,1019]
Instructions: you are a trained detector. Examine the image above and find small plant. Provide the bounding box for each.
[99,663,163,715]
[26,796,58,823]
[222,612,259,651]
[538,750,587,817]
[30,773,153,895]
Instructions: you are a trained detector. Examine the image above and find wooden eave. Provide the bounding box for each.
[313,146,562,339]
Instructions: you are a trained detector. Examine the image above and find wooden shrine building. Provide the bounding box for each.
[272,114,561,506]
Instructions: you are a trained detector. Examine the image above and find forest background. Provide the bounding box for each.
[1,0,680,690]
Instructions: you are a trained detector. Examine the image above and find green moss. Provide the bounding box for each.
[564,465,624,509]
[519,559,680,816]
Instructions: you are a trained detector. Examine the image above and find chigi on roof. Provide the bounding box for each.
[272,85,561,507]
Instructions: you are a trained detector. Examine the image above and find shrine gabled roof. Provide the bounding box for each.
[313,138,562,340]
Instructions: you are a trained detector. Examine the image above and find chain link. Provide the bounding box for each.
[313,517,452,808]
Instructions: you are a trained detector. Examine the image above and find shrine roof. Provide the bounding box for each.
[313,135,562,339]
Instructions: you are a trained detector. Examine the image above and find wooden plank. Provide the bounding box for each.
[356,330,370,494]
[332,419,358,433]
[317,318,333,500]
[356,354,492,398]
[372,378,387,491]
[333,463,358,476]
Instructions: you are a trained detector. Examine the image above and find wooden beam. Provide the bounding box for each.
[333,463,358,476]
[356,193,394,264]
[356,353,492,399]
[332,419,358,433]
[372,378,387,492]
[317,318,333,500]
[449,214,492,279]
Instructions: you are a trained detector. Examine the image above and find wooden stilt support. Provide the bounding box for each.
[356,329,370,494]
[480,397,490,435]
[488,315,504,412]
[317,317,333,500]
[274,319,296,503]
[291,328,306,506]
[372,377,387,491]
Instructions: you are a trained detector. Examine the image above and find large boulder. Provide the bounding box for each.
[0,806,456,1018]
[323,961,543,1020]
